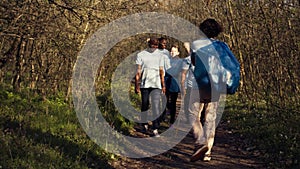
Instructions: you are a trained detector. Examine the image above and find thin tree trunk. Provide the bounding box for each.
[12,37,25,92]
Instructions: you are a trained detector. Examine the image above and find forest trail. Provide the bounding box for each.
[111,97,266,169]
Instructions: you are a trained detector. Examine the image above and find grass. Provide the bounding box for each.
[0,86,114,169]
[0,84,299,168]
[223,95,300,169]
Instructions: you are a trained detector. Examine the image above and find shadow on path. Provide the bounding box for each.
[111,97,266,169]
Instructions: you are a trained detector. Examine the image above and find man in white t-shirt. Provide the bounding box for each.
[135,38,165,137]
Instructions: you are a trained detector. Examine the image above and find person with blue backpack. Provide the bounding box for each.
[189,18,240,162]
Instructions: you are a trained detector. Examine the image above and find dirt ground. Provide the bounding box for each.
[110,98,266,169]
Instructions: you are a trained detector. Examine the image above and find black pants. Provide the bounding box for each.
[161,90,179,124]
[141,88,161,130]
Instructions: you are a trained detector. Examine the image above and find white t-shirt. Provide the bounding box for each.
[136,49,164,89]
[158,49,171,72]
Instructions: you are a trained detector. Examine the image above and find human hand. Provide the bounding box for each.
[135,85,140,94]
[162,86,166,94]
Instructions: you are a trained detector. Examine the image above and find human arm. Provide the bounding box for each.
[181,69,188,96]
[159,67,166,94]
[183,42,191,55]
[135,65,142,94]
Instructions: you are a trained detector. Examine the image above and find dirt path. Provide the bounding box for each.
[111,98,265,169]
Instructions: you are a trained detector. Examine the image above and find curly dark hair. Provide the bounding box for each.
[199,18,224,38]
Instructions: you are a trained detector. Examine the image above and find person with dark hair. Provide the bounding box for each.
[158,37,172,73]
[199,18,224,38]
[189,18,235,162]
[135,37,166,137]
[157,37,171,123]
[164,44,183,125]
[158,37,169,53]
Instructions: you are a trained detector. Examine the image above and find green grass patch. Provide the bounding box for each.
[223,95,300,168]
[0,86,114,169]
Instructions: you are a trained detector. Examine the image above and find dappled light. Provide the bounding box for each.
[0,0,299,168]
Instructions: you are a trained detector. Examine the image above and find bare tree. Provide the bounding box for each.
[0,0,298,110]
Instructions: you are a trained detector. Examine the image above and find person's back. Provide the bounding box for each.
[191,38,226,102]
[137,49,164,89]
[191,38,240,98]
[135,37,165,137]
[189,18,234,162]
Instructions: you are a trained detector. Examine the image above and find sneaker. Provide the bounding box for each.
[190,145,208,162]
[153,129,160,137]
[203,154,211,162]
[141,124,148,133]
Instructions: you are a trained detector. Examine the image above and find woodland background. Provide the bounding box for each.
[0,0,299,168]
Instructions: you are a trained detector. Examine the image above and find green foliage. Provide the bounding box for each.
[96,88,135,135]
[129,85,142,111]
[223,95,300,168]
[0,0,299,168]
[0,86,114,169]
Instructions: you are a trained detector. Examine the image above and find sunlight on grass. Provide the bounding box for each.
[0,88,114,169]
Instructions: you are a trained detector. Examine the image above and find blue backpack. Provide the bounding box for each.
[192,40,240,95]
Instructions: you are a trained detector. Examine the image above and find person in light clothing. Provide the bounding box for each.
[181,54,197,124]
[135,38,166,137]
[189,18,226,162]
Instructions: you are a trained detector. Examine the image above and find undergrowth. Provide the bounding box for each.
[1,84,299,169]
[0,85,115,169]
[223,95,300,169]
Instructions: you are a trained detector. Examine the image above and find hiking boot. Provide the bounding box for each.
[190,145,208,162]
[153,129,160,137]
